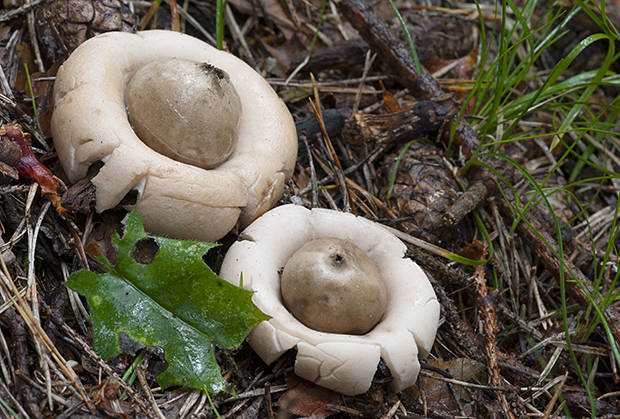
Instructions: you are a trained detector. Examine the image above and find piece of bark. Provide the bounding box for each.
[60,160,103,213]
[343,101,451,146]
[0,131,22,180]
[0,136,22,167]
[61,176,96,213]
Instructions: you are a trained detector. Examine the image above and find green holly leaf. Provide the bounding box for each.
[66,210,268,393]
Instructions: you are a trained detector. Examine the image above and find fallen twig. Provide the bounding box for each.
[0,307,42,418]
[470,247,517,418]
[0,0,44,23]
[336,0,443,99]
[342,101,451,146]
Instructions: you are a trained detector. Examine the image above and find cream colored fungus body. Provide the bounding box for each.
[52,30,297,241]
[220,205,440,395]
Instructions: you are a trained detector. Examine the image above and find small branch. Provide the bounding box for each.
[0,0,43,22]
[335,0,509,230]
[136,366,166,419]
[470,248,516,419]
[336,0,443,99]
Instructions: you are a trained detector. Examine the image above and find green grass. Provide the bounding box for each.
[23,63,40,131]
[453,0,620,415]
[0,395,19,418]
[216,0,225,50]
[119,348,146,400]
[388,0,422,74]
[386,139,423,200]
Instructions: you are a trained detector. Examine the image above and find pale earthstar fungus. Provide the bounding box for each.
[51,30,297,242]
[220,204,440,396]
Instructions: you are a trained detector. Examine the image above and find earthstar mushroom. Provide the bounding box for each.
[52,30,297,241]
[220,204,440,395]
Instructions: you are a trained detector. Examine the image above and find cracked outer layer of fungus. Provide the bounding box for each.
[51,30,297,241]
[219,204,440,395]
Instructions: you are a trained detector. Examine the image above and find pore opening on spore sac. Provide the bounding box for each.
[200,62,227,80]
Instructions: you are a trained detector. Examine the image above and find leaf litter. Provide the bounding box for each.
[0,0,618,417]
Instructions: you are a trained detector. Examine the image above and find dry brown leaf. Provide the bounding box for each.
[457,239,485,260]
[380,81,402,113]
[278,373,341,419]
[416,358,485,413]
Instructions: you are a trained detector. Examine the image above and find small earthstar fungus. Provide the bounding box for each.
[220,204,440,396]
[51,30,297,241]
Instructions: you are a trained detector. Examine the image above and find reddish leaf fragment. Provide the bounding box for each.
[0,124,58,195]
[278,373,341,419]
